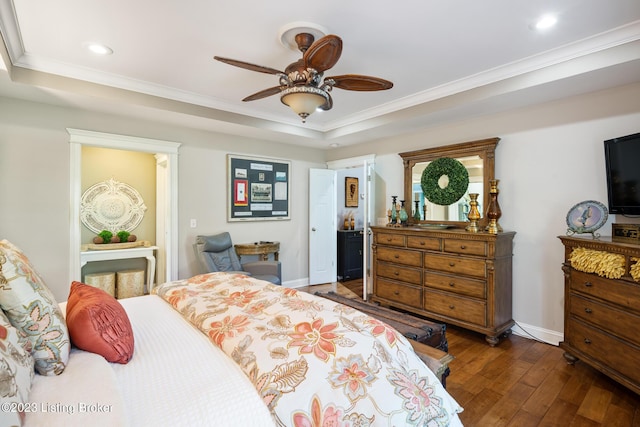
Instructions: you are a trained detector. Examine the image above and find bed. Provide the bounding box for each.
[1,240,463,426]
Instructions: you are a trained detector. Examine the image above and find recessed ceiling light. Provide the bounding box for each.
[535,14,558,30]
[329,143,340,148]
[85,43,113,55]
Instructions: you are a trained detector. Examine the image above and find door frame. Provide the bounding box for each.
[327,154,375,299]
[68,129,181,284]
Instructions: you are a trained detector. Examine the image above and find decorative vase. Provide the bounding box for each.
[486,179,503,234]
[465,193,481,233]
[413,200,421,221]
[350,216,355,230]
[391,196,398,224]
[399,200,409,225]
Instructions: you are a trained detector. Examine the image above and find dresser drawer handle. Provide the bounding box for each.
[449,282,455,287]
[394,291,400,295]
[386,238,393,242]
[584,338,591,344]
[394,271,400,276]
[460,245,466,249]
[394,254,400,259]
[449,262,456,267]
[584,308,592,314]
[449,305,455,309]
[419,241,426,246]
[584,282,593,287]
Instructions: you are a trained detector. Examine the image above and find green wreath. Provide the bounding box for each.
[421,157,469,206]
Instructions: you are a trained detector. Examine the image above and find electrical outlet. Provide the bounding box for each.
[190,219,197,228]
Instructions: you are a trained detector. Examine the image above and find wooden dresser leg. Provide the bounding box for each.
[563,352,578,365]
[485,335,499,347]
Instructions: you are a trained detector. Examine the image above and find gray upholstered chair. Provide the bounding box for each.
[194,232,281,285]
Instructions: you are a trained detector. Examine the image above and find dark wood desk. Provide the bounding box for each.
[234,241,280,261]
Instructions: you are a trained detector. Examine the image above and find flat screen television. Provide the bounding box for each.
[604,132,640,215]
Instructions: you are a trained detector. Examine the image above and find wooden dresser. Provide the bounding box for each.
[558,235,640,395]
[370,226,515,346]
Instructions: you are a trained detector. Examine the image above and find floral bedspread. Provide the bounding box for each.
[154,272,462,427]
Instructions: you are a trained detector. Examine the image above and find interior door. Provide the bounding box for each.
[309,168,336,285]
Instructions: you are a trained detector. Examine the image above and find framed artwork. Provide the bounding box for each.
[227,154,290,221]
[345,177,359,207]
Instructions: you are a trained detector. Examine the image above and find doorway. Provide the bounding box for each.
[68,129,180,285]
[326,155,375,300]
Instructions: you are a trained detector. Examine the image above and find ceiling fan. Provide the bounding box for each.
[214,30,393,122]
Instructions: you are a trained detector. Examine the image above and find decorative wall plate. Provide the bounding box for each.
[566,200,608,237]
[80,178,147,233]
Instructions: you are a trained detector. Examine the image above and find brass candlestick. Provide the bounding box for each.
[486,179,503,234]
[465,193,481,233]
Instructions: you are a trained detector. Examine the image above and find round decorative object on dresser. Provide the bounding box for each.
[420,157,469,206]
[565,200,608,238]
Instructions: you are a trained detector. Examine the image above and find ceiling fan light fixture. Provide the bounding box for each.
[280,86,329,122]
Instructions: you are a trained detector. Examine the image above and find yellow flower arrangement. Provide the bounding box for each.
[630,257,640,282]
[569,247,625,280]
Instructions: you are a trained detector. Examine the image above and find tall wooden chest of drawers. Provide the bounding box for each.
[370,226,515,346]
[558,235,640,395]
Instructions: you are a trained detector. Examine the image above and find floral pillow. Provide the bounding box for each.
[0,240,70,375]
[0,310,35,427]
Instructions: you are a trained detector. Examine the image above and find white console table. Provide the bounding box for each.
[80,246,159,292]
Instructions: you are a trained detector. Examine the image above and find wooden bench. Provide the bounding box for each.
[316,291,452,386]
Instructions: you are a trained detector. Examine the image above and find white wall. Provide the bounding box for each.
[0,96,326,302]
[328,81,640,344]
[335,168,365,230]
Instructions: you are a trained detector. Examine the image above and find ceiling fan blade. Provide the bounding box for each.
[303,35,342,72]
[214,56,283,75]
[326,74,393,91]
[242,86,283,102]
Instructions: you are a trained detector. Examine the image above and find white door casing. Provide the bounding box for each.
[68,129,180,285]
[326,155,375,297]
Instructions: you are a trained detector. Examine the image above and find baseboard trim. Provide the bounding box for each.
[285,277,309,288]
[511,321,563,346]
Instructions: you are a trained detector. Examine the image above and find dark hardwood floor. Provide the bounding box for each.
[308,281,640,427]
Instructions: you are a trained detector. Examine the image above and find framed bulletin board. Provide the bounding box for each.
[227,154,291,221]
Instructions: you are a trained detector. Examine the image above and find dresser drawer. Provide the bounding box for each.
[375,278,422,309]
[570,270,640,311]
[425,271,486,299]
[407,235,441,251]
[424,254,486,278]
[444,239,487,256]
[424,290,486,325]
[376,233,406,247]
[377,262,422,285]
[565,318,640,385]
[569,293,640,347]
[377,247,422,267]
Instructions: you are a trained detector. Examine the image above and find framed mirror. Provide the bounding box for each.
[399,137,499,228]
